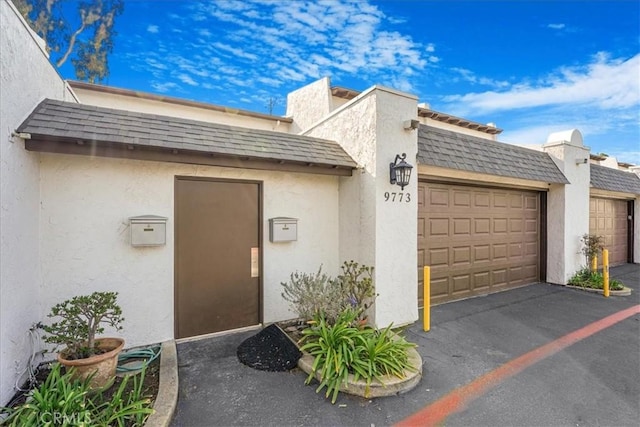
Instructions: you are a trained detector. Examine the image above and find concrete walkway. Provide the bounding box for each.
[170,265,639,426]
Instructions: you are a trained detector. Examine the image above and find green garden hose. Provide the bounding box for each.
[116,345,161,373]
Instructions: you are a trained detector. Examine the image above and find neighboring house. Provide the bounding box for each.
[1,0,639,406]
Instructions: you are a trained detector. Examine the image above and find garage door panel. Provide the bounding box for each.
[474,218,490,234]
[474,245,490,261]
[474,272,490,290]
[525,219,537,233]
[453,218,471,235]
[493,243,508,260]
[509,243,523,258]
[494,218,508,233]
[494,193,508,208]
[419,182,540,305]
[429,218,449,236]
[589,197,629,266]
[452,246,471,265]
[431,277,449,299]
[492,269,508,286]
[453,275,471,293]
[509,194,523,208]
[525,195,538,210]
[510,218,523,232]
[474,193,490,207]
[430,188,449,206]
[428,248,449,266]
[453,191,470,207]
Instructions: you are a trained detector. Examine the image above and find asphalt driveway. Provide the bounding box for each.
[171,264,640,426]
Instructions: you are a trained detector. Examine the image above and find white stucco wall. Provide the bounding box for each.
[303,86,419,328]
[543,130,591,283]
[37,154,340,348]
[72,87,290,133]
[0,0,77,405]
[286,77,334,134]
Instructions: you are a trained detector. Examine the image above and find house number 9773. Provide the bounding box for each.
[384,192,410,202]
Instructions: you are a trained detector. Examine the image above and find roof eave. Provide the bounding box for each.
[24,135,355,177]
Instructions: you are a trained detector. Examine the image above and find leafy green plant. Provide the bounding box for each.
[0,363,154,427]
[568,268,624,291]
[299,309,416,403]
[90,366,154,426]
[300,310,363,403]
[42,291,124,359]
[353,324,415,385]
[580,234,604,267]
[0,363,91,426]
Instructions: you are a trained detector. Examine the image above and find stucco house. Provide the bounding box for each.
[1,0,639,405]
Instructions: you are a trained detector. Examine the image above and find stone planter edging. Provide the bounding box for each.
[563,284,632,296]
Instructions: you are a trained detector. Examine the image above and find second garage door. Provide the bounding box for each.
[418,182,541,305]
[589,197,629,266]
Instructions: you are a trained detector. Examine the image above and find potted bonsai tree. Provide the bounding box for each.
[42,291,125,389]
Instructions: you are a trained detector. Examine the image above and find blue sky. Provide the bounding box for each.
[59,0,640,163]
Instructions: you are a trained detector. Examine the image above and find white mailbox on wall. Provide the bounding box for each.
[269,217,298,242]
[129,215,168,247]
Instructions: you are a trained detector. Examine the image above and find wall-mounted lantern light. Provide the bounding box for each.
[390,153,413,190]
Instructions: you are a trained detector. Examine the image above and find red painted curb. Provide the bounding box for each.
[396,305,640,427]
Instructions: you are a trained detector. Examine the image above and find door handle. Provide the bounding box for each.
[251,247,259,278]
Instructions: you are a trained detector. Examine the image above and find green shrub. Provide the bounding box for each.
[281,261,376,324]
[299,309,416,404]
[42,291,124,359]
[338,261,376,321]
[0,363,154,427]
[281,266,345,324]
[0,363,91,426]
[568,268,624,291]
[579,234,604,267]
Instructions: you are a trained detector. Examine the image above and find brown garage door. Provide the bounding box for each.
[589,197,628,266]
[418,182,540,305]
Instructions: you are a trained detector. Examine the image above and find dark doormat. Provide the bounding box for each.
[237,324,302,371]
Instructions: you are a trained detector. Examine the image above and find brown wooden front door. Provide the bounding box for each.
[175,177,261,339]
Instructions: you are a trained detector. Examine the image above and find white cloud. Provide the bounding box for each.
[449,67,510,89]
[444,53,640,115]
[151,82,178,93]
[547,23,565,30]
[177,73,198,86]
[128,0,431,114]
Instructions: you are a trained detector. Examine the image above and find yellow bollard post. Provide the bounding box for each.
[603,249,610,298]
[591,255,598,272]
[423,266,430,332]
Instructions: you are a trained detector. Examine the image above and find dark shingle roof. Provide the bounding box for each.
[17,99,357,170]
[417,125,569,184]
[590,164,640,195]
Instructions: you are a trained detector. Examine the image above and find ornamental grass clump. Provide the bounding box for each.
[0,363,154,427]
[299,309,416,404]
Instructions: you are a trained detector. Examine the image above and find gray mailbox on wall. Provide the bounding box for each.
[269,217,298,242]
[129,215,168,247]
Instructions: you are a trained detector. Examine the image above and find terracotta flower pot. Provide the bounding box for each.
[58,337,125,389]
